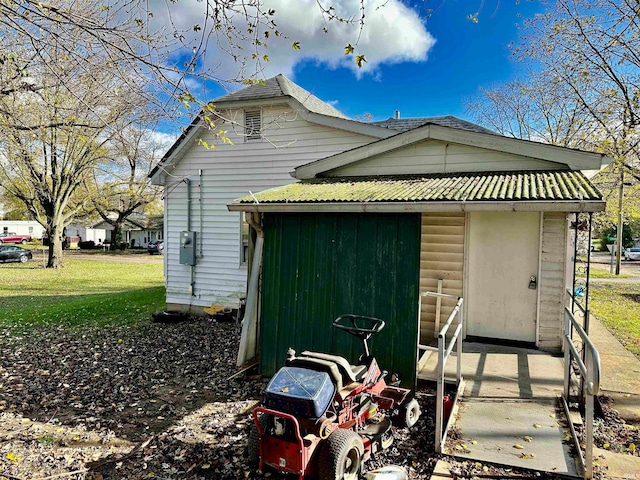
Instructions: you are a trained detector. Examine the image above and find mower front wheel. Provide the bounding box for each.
[319,429,364,480]
[247,413,268,465]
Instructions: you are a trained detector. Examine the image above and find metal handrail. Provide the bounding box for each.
[565,307,601,396]
[421,291,464,453]
[563,304,601,479]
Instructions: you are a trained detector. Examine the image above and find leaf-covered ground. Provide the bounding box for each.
[0,319,444,479]
[0,318,630,479]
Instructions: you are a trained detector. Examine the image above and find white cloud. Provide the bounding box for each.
[151,0,434,83]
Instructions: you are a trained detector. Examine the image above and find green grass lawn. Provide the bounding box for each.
[0,259,165,331]
[581,268,632,279]
[590,283,640,358]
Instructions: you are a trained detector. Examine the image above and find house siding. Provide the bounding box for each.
[419,213,465,344]
[260,212,421,388]
[327,140,566,177]
[163,106,375,308]
[538,212,568,351]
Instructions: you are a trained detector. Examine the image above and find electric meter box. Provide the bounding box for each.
[179,231,197,265]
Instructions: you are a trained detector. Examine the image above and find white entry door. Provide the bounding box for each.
[466,212,540,343]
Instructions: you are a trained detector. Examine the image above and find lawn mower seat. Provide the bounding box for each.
[300,351,367,383]
[286,356,345,392]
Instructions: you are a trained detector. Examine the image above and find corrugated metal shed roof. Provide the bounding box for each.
[236,171,602,204]
[371,115,496,134]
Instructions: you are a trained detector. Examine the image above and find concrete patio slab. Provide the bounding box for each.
[448,397,578,477]
[418,343,565,399]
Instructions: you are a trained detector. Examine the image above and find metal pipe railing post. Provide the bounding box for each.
[456,303,463,384]
[435,335,444,452]
[563,305,600,479]
[586,391,594,479]
[563,312,571,401]
[572,212,579,314]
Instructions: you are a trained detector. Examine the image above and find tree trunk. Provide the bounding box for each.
[112,221,124,250]
[46,223,65,268]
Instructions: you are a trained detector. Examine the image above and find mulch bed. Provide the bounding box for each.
[0,319,635,479]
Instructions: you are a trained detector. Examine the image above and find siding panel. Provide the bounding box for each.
[331,139,565,176]
[538,212,568,351]
[419,213,465,344]
[164,106,374,307]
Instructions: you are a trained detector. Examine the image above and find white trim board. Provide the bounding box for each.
[228,200,606,214]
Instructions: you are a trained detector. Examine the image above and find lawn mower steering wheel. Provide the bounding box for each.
[333,314,385,339]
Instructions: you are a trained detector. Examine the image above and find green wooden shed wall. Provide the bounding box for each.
[260,212,421,388]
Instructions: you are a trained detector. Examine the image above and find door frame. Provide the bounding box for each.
[462,211,544,345]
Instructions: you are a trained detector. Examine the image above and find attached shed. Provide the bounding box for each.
[229,122,607,387]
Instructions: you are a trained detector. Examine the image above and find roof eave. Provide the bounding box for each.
[303,112,396,139]
[149,118,204,186]
[293,124,610,180]
[228,199,606,213]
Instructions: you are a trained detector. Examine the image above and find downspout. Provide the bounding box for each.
[237,212,264,366]
[199,170,203,257]
[185,178,195,296]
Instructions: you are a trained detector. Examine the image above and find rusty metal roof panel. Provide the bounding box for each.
[235,171,603,204]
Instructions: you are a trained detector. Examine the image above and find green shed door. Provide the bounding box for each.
[260,213,421,388]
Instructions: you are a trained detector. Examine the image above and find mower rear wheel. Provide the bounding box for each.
[400,398,421,428]
[319,429,364,480]
[247,413,268,465]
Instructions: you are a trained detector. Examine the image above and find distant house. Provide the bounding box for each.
[65,223,107,245]
[92,214,163,248]
[0,220,45,239]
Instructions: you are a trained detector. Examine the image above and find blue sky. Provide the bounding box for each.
[164,0,545,132]
[289,1,543,120]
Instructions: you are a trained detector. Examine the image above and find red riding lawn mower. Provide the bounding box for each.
[249,315,421,480]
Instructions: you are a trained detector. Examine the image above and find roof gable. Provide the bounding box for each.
[149,75,388,185]
[214,74,349,119]
[293,123,608,180]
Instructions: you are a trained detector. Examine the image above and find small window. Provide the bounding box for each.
[28,226,33,234]
[244,110,261,141]
[240,213,249,265]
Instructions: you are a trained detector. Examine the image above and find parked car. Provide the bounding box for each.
[624,247,640,261]
[147,240,164,255]
[0,232,32,244]
[0,245,33,263]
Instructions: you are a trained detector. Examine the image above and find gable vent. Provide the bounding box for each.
[245,110,262,141]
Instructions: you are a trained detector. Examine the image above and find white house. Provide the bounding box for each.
[150,74,421,311]
[152,75,607,360]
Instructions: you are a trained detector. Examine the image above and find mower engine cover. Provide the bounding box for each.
[264,366,335,419]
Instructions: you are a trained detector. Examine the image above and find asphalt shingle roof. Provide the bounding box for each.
[371,115,496,134]
[235,171,602,204]
[214,75,348,119]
